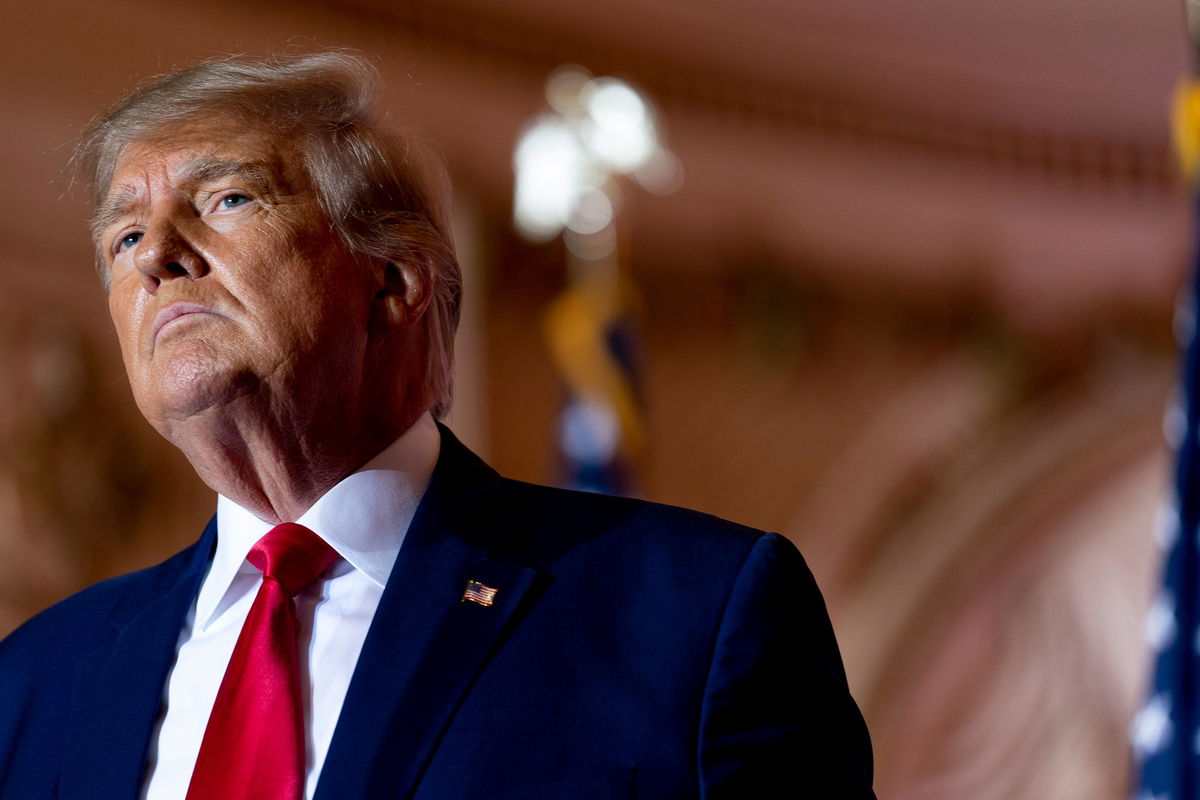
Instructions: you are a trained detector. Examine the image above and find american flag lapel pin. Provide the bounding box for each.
[462,579,499,607]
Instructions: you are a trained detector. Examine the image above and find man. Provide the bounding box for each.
[0,52,875,799]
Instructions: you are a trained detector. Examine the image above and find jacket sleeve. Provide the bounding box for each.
[698,532,877,799]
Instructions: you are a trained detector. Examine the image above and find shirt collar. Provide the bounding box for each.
[195,412,441,631]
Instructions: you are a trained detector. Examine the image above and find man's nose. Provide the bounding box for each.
[133,217,207,292]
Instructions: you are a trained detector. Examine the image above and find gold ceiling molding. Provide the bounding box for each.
[313,0,1176,192]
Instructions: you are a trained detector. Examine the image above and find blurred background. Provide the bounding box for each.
[0,1,1190,797]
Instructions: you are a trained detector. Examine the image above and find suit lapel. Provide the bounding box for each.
[316,429,543,800]
[58,520,216,800]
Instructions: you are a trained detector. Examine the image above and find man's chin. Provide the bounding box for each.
[137,355,260,431]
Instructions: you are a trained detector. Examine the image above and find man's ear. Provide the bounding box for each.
[373,260,432,329]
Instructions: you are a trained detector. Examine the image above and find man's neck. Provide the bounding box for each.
[165,401,430,525]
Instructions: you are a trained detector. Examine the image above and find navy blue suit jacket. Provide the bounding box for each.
[0,427,875,798]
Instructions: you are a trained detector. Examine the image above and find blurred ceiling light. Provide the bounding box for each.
[564,225,618,262]
[634,148,684,195]
[582,78,655,173]
[566,185,614,236]
[513,118,586,240]
[514,67,680,242]
[545,65,591,116]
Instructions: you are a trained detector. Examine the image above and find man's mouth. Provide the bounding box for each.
[152,302,213,341]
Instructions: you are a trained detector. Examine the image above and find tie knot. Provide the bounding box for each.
[247,522,339,597]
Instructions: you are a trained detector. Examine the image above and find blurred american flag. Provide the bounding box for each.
[1131,202,1200,799]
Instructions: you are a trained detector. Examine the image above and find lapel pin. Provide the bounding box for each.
[462,579,499,607]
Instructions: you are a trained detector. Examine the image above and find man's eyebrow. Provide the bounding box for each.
[89,157,285,244]
[180,157,280,196]
[91,186,139,245]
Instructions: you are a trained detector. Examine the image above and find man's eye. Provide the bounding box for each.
[220,194,250,209]
[118,231,143,251]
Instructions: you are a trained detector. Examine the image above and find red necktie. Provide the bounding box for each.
[186,523,339,800]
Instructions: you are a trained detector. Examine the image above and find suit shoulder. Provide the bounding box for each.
[437,427,781,566]
[0,539,204,667]
[511,476,763,532]
[491,477,788,573]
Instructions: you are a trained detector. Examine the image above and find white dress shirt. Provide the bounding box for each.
[141,413,441,800]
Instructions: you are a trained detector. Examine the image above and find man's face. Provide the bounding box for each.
[97,117,379,437]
